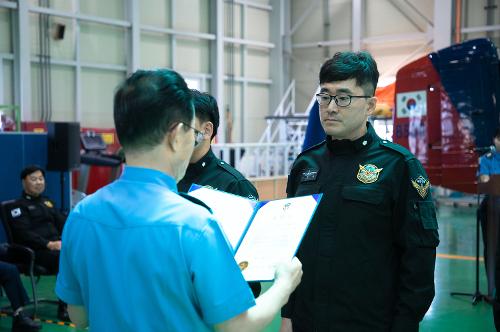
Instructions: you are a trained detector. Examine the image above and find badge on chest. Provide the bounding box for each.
[357,164,383,184]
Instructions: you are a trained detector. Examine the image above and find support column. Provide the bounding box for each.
[352,0,362,52]
[127,0,140,73]
[434,0,452,50]
[270,0,287,115]
[14,0,31,120]
[211,0,225,143]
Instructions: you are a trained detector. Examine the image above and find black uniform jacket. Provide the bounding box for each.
[282,123,439,332]
[7,192,66,250]
[178,148,261,297]
[178,149,258,200]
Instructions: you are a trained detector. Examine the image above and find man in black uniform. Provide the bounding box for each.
[178,90,261,297]
[8,165,69,320]
[280,51,439,332]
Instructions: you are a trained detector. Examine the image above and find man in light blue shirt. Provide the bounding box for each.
[479,128,500,260]
[55,69,303,332]
[478,130,500,181]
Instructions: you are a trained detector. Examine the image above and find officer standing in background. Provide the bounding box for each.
[478,128,500,274]
[280,51,439,332]
[177,89,261,297]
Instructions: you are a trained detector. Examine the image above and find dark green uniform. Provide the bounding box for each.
[282,123,439,332]
[178,148,261,297]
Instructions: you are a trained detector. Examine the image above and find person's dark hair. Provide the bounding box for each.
[191,90,219,139]
[20,165,45,180]
[494,127,500,139]
[319,51,379,95]
[113,69,193,152]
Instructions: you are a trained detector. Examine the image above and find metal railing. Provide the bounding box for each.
[212,142,302,178]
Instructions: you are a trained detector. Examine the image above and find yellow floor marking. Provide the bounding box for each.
[437,253,484,261]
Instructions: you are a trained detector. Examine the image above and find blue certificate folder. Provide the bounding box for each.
[188,184,322,282]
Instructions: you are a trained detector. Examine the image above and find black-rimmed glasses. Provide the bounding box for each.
[315,93,371,107]
[181,122,204,147]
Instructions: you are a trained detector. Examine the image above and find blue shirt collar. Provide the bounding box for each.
[120,166,178,193]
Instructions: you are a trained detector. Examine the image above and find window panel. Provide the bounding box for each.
[2,60,14,105]
[140,32,171,69]
[80,22,127,65]
[140,0,171,27]
[225,82,242,143]
[175,0,209,33]
[246,48,269,80]
[81,69,125,128]
[0,9,11,54]
[224,45,242,76]
[246,7,269,42]
[50,65,75,122]
[80,0,125,20]
[176,39,210,74]
[245,84,269,142]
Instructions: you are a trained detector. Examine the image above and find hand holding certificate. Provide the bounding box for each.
[188,185,322,281]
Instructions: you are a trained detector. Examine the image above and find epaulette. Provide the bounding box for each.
[296,140,327,159]
[378,140,415,161]
[217,160,245,181]
[178,192,212,214]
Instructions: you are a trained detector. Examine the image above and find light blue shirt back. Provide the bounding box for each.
[56,166,255,332]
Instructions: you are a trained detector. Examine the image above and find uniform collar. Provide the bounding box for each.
[22,191,43,201]
[326,122,377,154]
[120,166,178,193]
[185,148,217,175]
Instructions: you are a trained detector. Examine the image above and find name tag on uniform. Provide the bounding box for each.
[300,169,319,183]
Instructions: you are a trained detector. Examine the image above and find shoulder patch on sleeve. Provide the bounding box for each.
[178,192,212,214]
[10,208,21,218]
[378,140,415,161]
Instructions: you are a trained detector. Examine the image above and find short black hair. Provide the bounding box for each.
[319,51,379,95]
[20,165,45,180]
[495,127,500,139]
[113,69,193,152]
[191,90,219,139]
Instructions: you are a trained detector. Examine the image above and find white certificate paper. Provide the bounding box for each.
[188,185,322,281]
[188,185,256,250]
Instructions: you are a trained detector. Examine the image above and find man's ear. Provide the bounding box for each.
[166,123,182,152]
[366,96,377,117]
[203,121,214,139]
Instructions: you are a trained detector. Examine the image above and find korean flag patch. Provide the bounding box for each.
[10,208,21,218]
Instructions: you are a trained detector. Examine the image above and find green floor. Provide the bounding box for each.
[0,204,494,331]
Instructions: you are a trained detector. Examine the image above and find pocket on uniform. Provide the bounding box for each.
[341,185,385,205]
[410,200,439,248]
[417,201,438,230]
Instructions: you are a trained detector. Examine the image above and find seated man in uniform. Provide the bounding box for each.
[8,165,68,320]
[177,90,261,297]
[0,244,41,332]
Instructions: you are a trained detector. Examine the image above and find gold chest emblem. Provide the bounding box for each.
[357,164,383,184]
[44,200,53,208]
